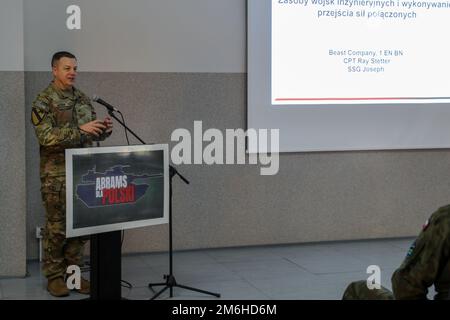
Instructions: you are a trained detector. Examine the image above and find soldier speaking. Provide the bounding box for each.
[31,51,113,297]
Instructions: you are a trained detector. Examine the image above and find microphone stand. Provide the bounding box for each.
[102,108,220,300]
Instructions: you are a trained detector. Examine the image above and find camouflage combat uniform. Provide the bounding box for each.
[343,205,450,300]
[31,82,110,280]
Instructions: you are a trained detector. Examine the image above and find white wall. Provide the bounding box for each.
[24,0,246,72]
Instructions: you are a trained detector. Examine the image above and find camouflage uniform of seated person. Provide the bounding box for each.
[343,205,450,300]
[31,51,113,297]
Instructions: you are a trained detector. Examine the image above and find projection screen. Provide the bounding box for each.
[248,0,450,152]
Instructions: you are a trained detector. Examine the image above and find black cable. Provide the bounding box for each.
[117,110,133,291]
[119,110,129,250]
[119,111,130,146]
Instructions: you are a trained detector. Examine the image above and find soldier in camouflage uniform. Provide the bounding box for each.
[31,52,113,297]
[343,205,450,300]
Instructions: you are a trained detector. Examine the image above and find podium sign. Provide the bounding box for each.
[65,144,169,238]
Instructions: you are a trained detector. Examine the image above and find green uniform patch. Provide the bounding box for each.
[31,107,47,126]
[406,241,416,257]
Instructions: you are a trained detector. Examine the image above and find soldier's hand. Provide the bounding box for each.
[79,120,107,137]
[103,116,113,134]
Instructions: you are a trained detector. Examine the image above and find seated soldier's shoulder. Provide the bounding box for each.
[435,204,450,215]
[430,205,450,227]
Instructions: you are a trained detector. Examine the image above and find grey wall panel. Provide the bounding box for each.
[25,71,450,258]
[0,0,26,277]
[23,0,245,72]
[25,72,50,262]
[0,72,26,276]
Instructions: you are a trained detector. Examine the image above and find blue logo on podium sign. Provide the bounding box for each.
[76,165,156,208]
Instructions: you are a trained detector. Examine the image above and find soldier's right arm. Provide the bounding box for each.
[31,97,82,147]
[391,206,450,299]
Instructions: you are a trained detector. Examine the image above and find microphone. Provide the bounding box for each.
[92,95,120,112]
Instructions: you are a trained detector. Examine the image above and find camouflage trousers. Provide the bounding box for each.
[41,176,87,280]
[342,280,394,300]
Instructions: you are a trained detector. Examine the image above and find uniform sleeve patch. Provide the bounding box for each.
[406,242,416,257]
[31,107,47,126]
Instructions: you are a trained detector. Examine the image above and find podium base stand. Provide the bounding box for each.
[149,274,221,300]
[90,231,122,300]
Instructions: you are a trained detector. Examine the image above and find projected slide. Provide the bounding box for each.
[272,0,450,104]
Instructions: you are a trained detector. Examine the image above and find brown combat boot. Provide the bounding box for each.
[76,277,90,295]
[47,277,70,297]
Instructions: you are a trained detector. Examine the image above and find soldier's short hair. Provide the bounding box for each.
[51,51,77,68]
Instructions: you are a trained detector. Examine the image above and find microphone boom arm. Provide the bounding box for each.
[106,110,146,145]
[94,102,189,185]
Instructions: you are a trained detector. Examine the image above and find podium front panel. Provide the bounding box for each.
[65,144,169,237]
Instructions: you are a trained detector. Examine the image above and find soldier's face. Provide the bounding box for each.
[52,57,78,89]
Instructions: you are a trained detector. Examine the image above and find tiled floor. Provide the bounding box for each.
[0,237,437,300]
